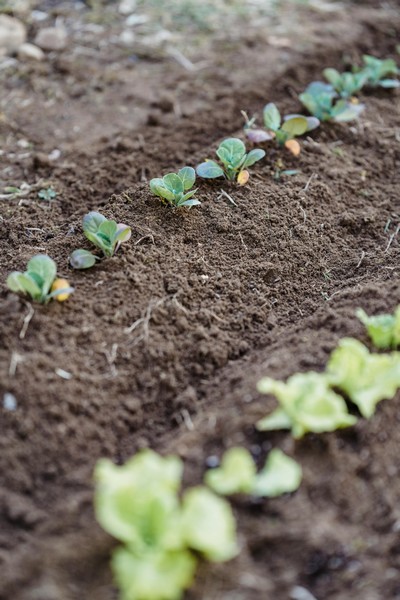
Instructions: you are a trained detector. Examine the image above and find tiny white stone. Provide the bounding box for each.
[3,393,17,411]
[55,368,73,380]
[18,43,45,62]
[119,0,137,15]
[35,27,68,51]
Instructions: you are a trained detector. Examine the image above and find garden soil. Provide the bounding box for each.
[1,1,400,599]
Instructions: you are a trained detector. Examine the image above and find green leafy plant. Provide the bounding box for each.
[360,54,399,89]
[327,338,400,418]
[7,254,73,303]
[196,137,265,185]
[149,167,200,208]
[356,306,400,349]
[323,68,369,98]
[299,81,365,122]
[205,447,302,498]
[94,450,238,600]
[38,187,57,201]
[70,211,131,269]
[256,371,356,438]
[243,103,319,155]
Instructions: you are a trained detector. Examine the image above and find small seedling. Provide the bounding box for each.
[244,103,319,155]
[94,450,238,600]
[205,447,302,498]
[360,54,400,89]
[299,81,365,122]
[356,306,400,349]
[150,166,200,208]
[38,187,57,201]
[323,68,369,98]
[327,338,400,418]
[196,137,265,184]
[70,211,131,269]
[256,371,356,438]
[7,254,73,303]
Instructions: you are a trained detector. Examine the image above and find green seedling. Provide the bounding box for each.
[327,338,400,418]
[38,187,57,201]
[356,306,400,349]
[299,81,365,122]
[360,54,400,89]
[7,254,73,303]
[323,68,369,98]
[150,166,200,208]
[256,371,356,439]
[196,137,265,185]
[94,450,238,600]
[205,447,301,498]
[70,211,131,269]
[244,103,319,155]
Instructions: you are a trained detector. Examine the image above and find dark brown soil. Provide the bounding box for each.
[1,1,400,599]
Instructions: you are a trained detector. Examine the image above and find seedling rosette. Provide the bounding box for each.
[360,55,400,89]
[256,371,356,438]
[7,254,73,303]
[356,306,400,349]
[323,68,369,98]
[70,211,131,269]
[196,137,265,185]
[150,166,200,208]
[327,338,400,418]
[244,103,319,156]
[299,81,365,122]
[94,450,238,600]
[205,447,302,498]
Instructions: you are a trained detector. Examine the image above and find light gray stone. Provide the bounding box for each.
[0,15,27,53]
[34,27,68,51]
[18,42,45,61]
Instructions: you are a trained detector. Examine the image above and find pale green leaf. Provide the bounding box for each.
[83,211,107,234]
[252,449,302,497]
[112,547,196,600]
[178,167,196,191]
[27,254,56,295]
[205,447,256,495]
[242,149,265,169]
[263,103,281,131]
[196,161,225,179]
[182,487,238,562]
[256,371,356,438]
[327,338,400,418]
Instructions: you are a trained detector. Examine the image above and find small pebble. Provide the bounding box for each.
[3,393,17,411]
[18,43,45,62]
[0,15,26,54]
[35,27,68,51]
[205,455,220,468]
[119,0,137,15]
[290,586,318,600]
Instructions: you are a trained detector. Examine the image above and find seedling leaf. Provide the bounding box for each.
[327,338,400,418]
[70,249,98,269]
[263,103,281,131]
[205,447,256,495]
[196,161,225,179]
[256,371,356,438]
[178,166,196,191]
[182,487,238,562]
[252,449,302,498]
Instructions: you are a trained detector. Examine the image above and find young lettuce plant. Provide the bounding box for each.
[7,254,73,303]
[150,167,200,208]
[356,306,400,349]
[327,338,400,418]
[323,68,369,98]
[299,82,365,122]
[70,211,131,269]
[244,103,319,156]
[256,371,356,439]
[94,450,238,600]
[360,54,400,89]
[205,447,302,498]
[196,137,265,185]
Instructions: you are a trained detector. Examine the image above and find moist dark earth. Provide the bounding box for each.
[1,1,400,599]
